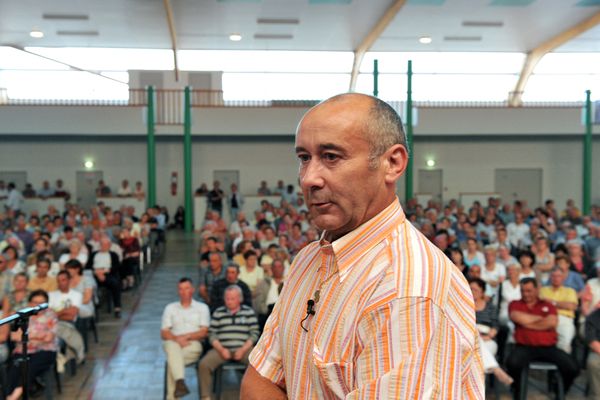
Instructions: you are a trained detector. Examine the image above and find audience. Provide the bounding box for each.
[2,178,600,397]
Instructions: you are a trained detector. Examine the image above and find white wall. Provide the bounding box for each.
[0,103,599,218]
[1,138,598,218]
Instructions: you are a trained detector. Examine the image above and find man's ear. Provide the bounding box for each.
[383,144,409,184]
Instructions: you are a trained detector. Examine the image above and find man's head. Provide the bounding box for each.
[177,277,194,303]
[483,245,497,263]
[271,259,285,279]
[225,264,240,284]
[208,252,223,272]
[224,285,243,312]
[520,277,539,304]
[555,255,571,274]
[36,258,51,278]
[468,264,482,279]
[295,93,408,240]
[100,237,112,252]
[549,266,565,288]
[56,270,71,292]
[244,250,258,269]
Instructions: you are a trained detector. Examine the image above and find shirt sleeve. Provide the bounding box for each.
[200,303,211,327]
[346,297,484,399]
[248,300,285,387]
[161,304,172,331]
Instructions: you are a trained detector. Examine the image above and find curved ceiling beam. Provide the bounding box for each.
[349,0,407,92]
[509,10,600,107]
[163,0,180,82]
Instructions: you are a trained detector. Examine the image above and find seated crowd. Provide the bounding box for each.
[180,181,600,399]
[0,191,169,397]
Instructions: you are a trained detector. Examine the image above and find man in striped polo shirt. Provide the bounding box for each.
[241,93,484,399]
[198,285,259,399]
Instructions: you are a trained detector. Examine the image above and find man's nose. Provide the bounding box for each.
[299,161,325,190]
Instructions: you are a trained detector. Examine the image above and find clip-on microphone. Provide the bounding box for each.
[300,299,316,332]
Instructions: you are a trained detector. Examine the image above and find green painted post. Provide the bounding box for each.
[184,86,193,233]
[373,59,379,97]
[146,86,156,208]
[405,60,414,204]
[583,90,592,216]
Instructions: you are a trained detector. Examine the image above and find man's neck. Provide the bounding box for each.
[180,299,192,308]
[228,306,241,314]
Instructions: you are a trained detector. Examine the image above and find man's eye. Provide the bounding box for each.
[297,154,310,163]
[323,153,339,161]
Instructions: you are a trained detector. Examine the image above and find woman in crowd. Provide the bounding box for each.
[463,238,485,269]
[58,239,88,269]
[3,246,25,274]
[532,236,555,282]
[518,249,536,280]
[567,240,593,279]
[119,228,140,290]
[66,259,96,319]
[2,273,30,315]
[7,290,58,397]
[469,277,513,386]
[447,247,468,277]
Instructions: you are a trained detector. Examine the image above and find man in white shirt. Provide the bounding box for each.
[506,211,530,250]
[5,183,24,217]
[49,270,85,363]
[161,277,210,400]
[117,179,132,197]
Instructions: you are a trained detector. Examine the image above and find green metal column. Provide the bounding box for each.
[405,60,414,204]
[373,59,379,97]
[146,86,156,208]
[183,86,193,232]
[583,90,592,216]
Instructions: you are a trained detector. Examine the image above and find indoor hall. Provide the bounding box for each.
[1,0,600,399]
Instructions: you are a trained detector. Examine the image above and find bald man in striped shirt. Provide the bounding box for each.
[241,93,484,399]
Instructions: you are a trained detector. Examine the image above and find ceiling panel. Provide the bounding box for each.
[0,0,598,53]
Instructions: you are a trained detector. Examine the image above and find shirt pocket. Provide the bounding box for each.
[312,351,354,399]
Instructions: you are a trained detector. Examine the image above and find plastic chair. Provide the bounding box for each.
[519,361,565,400]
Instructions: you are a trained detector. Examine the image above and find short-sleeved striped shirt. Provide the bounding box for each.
[249,198,484,399]
[209,304,260,351]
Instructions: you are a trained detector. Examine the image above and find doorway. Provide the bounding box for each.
[76,171,103,210]
[494,168,542,208]
[418,169,443,204]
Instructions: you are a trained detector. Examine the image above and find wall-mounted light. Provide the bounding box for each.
[84,160,94,169]
[229,33,242,42]
[30,29,45,39]
[426,159,436,167]
[419,36,432,44]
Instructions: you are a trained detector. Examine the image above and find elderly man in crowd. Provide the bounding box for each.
[161,277,210,400]
[198,252,226,306]
[199,285,259,400]
[87,236,122,318]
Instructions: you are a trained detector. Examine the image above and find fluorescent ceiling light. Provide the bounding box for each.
[419,36,432,44]
[229,33,242,41]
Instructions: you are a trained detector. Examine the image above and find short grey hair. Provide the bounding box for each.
[365,98,408,169]
[224,284,243,299]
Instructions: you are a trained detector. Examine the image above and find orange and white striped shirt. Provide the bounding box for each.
[249,198,484,399]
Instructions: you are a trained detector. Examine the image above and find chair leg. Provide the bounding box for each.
[519,367,529,400]
[163,361,168,400]
[91,318,99,343]
[554,370,565,400]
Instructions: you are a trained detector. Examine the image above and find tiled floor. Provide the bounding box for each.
[51,230,590,399]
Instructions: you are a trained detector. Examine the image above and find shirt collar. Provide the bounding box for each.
[318,198,405,280]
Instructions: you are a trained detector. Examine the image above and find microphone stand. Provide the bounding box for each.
[0,303,49,400]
